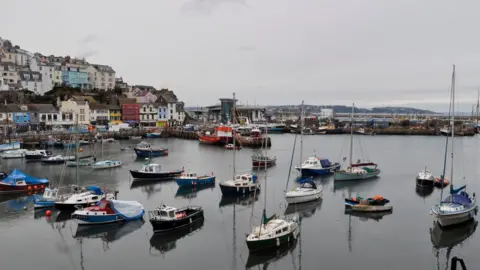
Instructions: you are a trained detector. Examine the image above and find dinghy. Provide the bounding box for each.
[344,195,392,212]
[91,160,122,170]
[72,199,144,225]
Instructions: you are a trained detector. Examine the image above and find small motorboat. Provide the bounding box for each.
[434,175,450,188]
[54,186,117,211]
[225,144,241,150]
[130,163,183,180]
[344,195,392,212]
[41,155,75,165]
[33,185,82,209]
[120,146,132,151]
[25,149,52,160]
[174,171,216,187]
[416,167,435,188]
[146,132,162,138]
[303,128,315,135]
[129,136,142,140]
[66,158,95,167]
[134,142,168,158]
[148,204,204,232]
[79,140,91,145]
[296,154,340,176]
[251,153,277,168]
[72,199,144,225]
[1,149,27,159]
[0,169,49,194]
[285,179,322,204]
[219,173,260,196]
[91,160,122,170]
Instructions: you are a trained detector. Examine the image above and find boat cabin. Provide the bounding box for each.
[302,156,332,168]
[233,174,257,184]
[149,205,200,221]
[250,219,290,239]
[136,142,152,150]
[44,188,58,198]
[181,172,198,178]
[140,163,161,173]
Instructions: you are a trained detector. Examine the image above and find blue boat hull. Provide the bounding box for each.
[73,213,123,225]
[134,149,168,158]
[267,127,285,133]
[146,134,162,138]
[297,164,341,176]
[33,199,55,209]
[175,176,216,187]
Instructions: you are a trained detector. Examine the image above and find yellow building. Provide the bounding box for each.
[109,105,122,124]
[53,69,63,85]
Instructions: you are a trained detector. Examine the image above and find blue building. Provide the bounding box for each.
[157,103,168,127]
[67,71,89,88]
[6,104,31,130]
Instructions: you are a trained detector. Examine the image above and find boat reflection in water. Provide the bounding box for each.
[74,220,145,248]
[34,209,75,223]
[149,218,204,255]
[175,185,215,199]
[246,237,298,269]
[219,193,259,208]
[415,185,434,198]
[344,209,393,222]
[284,199,323,220]
[430,220,478,270]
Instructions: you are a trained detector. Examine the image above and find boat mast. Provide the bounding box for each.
[449,65,455,197]
[232,92,236,178]
[440,66,454,202]
[299,101,304,172]
[349,103,354,167]
[75,112,79,184]
[476,89,479,127]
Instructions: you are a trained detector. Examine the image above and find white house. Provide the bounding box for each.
[89,103,110,124]
[86,64,116,90]
[140,103,158,127]
[29,56,55,94]
[60,99,90,125]
[19,71,43,94]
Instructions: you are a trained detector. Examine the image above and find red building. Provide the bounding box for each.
[120,98,140,125]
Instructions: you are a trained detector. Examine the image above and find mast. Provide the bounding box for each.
[440,66,454,202]
[232,92,236,178]
[75,112,79,184]
[449,65,455,197]
[476,89,479,127]
[299,101,304,173]
[349,103,354,167]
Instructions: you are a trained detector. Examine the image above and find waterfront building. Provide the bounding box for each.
[86,64,116,90]
[319,108,334,119]
[89,103,110,125]
[139,103,158,127]
[120,98,139,126]
[0,62,19,89]
[205,98,265,124]
[156,93,185,126]
[19,71,43,94]
[109,105,122,124]
[27,104,61,128]
[60,99,90,125]
[157,102,168,127]
[29,57,55,94]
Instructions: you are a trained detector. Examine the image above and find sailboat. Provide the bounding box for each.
[295,102,340,176]
[219,93,260,196]
[431,65,478,227]
[246,110,299,251]
[91,138,122,169]
[285,104,322,204]
[334,103,380,181]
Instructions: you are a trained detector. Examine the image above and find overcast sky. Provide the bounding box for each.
[3,0,480,111]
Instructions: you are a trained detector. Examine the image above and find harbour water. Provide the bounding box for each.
[0,134,479,270]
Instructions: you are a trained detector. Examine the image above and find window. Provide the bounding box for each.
[16,115,20,121]
[2,73,6,76]
[170,109,173,114]
[39,67,42,71]
[80,115,85,121]
[47,114,52,120]
[41,115,46,120]
[49,74,52,78]
[56,76,59,80]
[80,109,85,114]
[53,114,57,120]
[170,115,173,120]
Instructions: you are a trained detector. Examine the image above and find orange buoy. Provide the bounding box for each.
[28,186,32,190]
[45,210,52,217]
[79,148,84,152]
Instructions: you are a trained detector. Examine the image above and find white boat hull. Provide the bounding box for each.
[285,189,322,204]
[334,169,380,181]
[346,204,392,212]
[432,206,477,227]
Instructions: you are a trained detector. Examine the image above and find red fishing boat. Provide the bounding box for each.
[199,126,233,145]
[0,169,49,194]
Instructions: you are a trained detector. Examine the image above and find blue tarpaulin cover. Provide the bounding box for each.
[1,169,49,186]
[86,186,104,195]
[320,159,332,168]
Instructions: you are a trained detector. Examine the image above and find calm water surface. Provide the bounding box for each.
[0,134,479,270]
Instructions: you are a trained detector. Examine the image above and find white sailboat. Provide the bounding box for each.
[431,65,477,227]
[334,103,380,181]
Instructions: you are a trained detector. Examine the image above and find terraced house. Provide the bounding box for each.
[86,64,116,90]
[19,71,42,94]
[89,103,110,125]
[109,105,122,124]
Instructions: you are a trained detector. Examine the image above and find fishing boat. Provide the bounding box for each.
[219,173,260,196]
[54,185,117,211]
[72,199,144,225]
[33,185,82,209]
[91,160,122,169]
[250,127,262,137]
[199,126,233,145]
[174,171,216,187]
[25,149,52,160]
[285,179,322,205]
[1,149,27,159]
[344,195,392,212]
[41,155,75,164]
[134,142,168,158]
[431,66,477,227]
[146,131,162,138]
[296,155,340,176]
[129,162,183,179]
[416,167,435,188]
[0,141,21,151]
[267,123,286,134]
[0,169,49,194]
[334,104,380,181]
[225,143,241,150]
[148,204,204,232]
[251,153,276,168]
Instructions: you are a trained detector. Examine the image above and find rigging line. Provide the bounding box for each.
[285,133,298,191]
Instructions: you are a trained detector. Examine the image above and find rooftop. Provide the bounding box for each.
[26,104,57,113]
[93,64,115,73]
[89,103,110,110]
